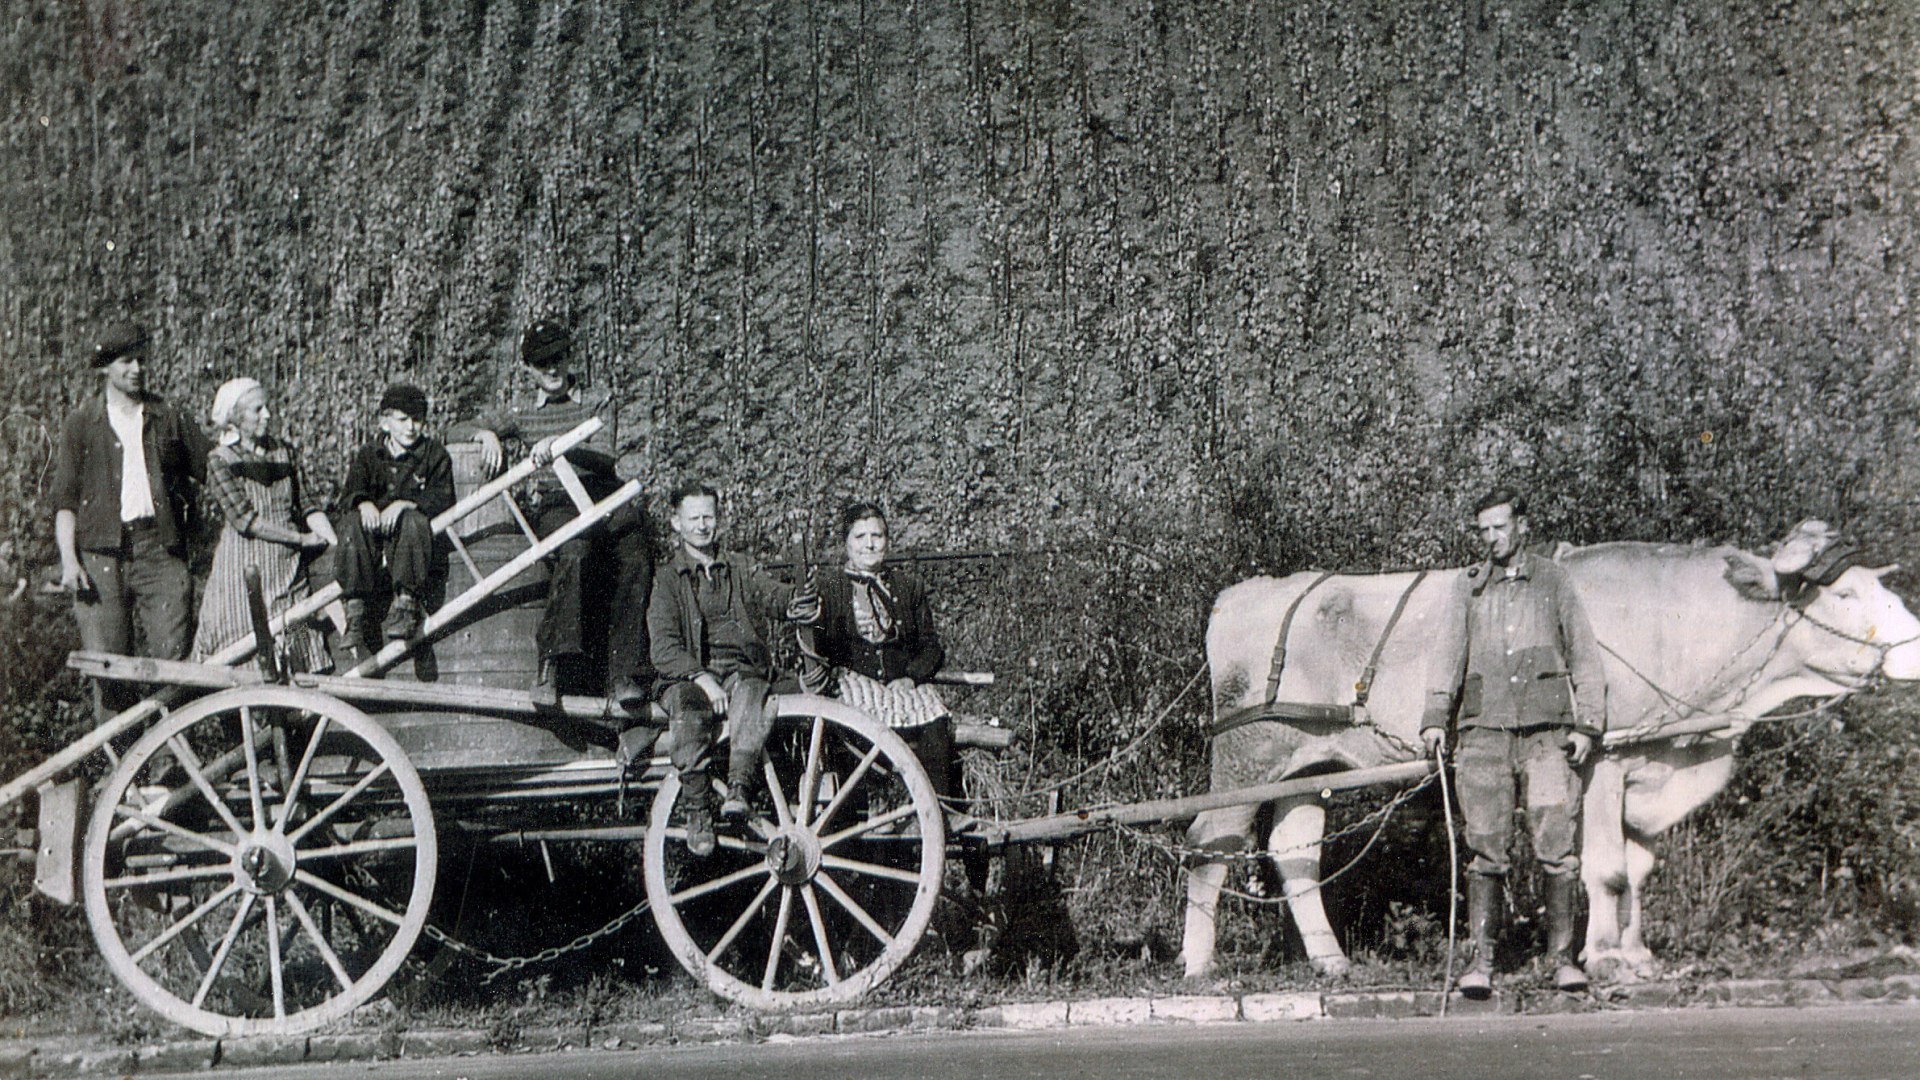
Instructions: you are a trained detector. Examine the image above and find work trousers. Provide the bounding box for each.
[1455,724,1584,878]
[334,508,434,598]
[661,672,774,791]
[532,498,654,684]
[73,521,193,718]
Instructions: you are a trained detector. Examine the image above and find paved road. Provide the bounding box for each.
[204,1004,1919,1080]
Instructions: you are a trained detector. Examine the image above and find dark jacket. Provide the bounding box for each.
[811,567,945,685]
[1422,553,1607,738]
[49,395,210,555]
[335,437,456,520]
[648,544,796,682]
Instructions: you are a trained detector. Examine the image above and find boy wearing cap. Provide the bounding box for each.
[49,322,210,714]
[450,320,655,711]
[333,383,455,652]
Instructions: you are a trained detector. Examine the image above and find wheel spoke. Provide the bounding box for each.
[761,886,795,993]
[274,714,333,832]
[191,892,258,1009]
[105,862,232,890]
[129,882,243,964]
[110,745,246,843]
[296,836,418,861]
[240,705,267,833]
[818,852,922,886]
[812,869,896,948]
[810,744,882,833]
[799,883,839,985]
[761,756,794,830]
[286,760,393,846]
[169,735,249,839]
[796,716,826,826]
[264,895,286,1020]
[818,804,917,849]
[668,862,771,906]
[110,803,239,859]
[283,890,354,992]
[705,877,779,964]
[292,869,405,927]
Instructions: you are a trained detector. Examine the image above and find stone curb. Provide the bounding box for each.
[8,978,1920,1076]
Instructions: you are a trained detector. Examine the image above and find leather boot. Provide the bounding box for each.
[680,782,717,858]
[1457,874,1499,999]
[1545,874,1590,992]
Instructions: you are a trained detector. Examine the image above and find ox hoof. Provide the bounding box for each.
[1312,955,1352,979]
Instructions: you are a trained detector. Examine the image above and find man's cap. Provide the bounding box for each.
[89,323,149,368]
[377,383,430,420]
[520,320,572,367]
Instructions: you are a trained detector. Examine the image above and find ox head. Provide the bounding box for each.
[1724,520,1920,685]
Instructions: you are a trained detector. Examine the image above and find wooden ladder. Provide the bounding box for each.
[1,417,640,810]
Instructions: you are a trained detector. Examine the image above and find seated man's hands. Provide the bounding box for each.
[695,673,729,715]
[1420,727,1446,756]
[358,501,382,534]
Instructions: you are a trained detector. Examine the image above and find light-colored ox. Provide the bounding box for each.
[1179,525,1920,981]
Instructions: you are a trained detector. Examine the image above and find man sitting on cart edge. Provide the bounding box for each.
[448,320,655,713]
[649,481,819,857]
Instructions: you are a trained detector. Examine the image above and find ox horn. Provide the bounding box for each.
[1771,518,1838,576]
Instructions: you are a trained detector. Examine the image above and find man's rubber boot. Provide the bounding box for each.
[1457,875,1499,999]
[681,785,717,858]
[1546,874,1590,993]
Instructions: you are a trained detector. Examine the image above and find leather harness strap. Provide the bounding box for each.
[1220,568,1430,742]
[1264,571,1334,704]
[1210,701,1356,739]
[1353,570,1429,708]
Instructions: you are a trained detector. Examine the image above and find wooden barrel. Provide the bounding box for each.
[383,442,608,772]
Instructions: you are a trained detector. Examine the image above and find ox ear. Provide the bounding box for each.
[1724,553,1781,601]
[1550,541,1577,562]
[1869,563,1901,579]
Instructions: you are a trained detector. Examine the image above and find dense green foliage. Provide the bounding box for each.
[3,0,1917,1025]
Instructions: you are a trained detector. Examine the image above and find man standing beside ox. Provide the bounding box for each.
[1422,485,1605,997]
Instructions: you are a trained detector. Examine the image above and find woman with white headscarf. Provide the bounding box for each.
[191,378,336,671]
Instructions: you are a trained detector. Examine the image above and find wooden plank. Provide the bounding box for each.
[976,760,1435,848]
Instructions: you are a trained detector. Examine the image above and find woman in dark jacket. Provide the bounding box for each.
[803,502,956,798]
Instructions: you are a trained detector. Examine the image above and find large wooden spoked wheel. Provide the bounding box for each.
[644,695,945,1009]
[82,686,436,1036]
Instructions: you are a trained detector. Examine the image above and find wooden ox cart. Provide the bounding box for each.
[1,418,1433,1038]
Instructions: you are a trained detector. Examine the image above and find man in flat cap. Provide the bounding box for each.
[49,322,211,718]
[451,320,655,712]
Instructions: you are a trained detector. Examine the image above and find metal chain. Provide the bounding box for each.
[422,897,653,985]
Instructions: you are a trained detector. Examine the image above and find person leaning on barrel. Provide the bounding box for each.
[48,322,210,720]
[1421,484,1605,998]
[448,320,655,712]
[795,501,959,801]
[330,382,454,661]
